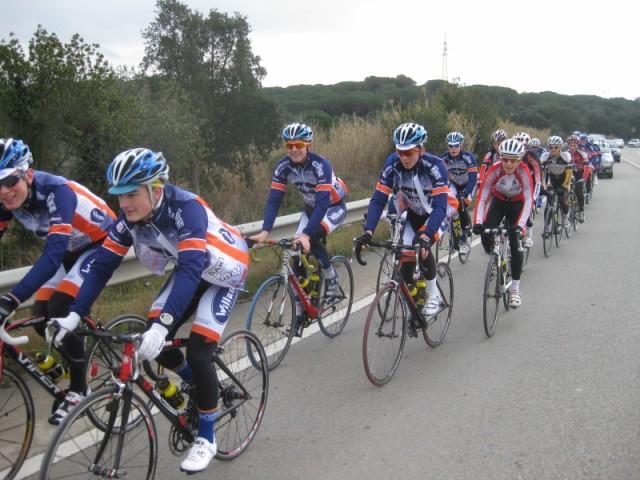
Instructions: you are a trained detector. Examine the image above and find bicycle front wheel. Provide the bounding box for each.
[215,329,269,461]
[0,366,34,480]
[542,208,553,257]
[482,253,500,338]
[362,283,407,386]
[39,387,158,480]
[553,209,562,247]
[423,262,454,347]
[245,275,295,371]
[318,256,354,338]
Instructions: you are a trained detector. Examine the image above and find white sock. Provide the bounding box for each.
[427,279,438,296]
[511,279,520,292]
[323,266,336,280]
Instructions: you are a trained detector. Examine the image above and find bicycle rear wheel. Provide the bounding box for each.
[482,253,500,338]
[318,256,354,338]
[362,283,407,386]
[542,208,553,258]
[423,262,454,347]
[435,229,452,265]
[39,387,158,480]
[245,275,295,371]
[215,329,269,460]
[0,366,34,480]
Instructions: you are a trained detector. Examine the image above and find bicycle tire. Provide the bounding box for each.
[458,232,472,264]
[0,366,34,480]
[482,253,500,338]
[542,207,553,258]
[215,329,269,460]
[435,229,451,264]
[245,275,295,371]
[318,256,354,338]
[375,250,393,293]
[362,283,407,387]
[39,386,158,480]
[553,208,562,248]
[423,262,454,347]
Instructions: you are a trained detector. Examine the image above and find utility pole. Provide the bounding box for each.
[441,33,448,82]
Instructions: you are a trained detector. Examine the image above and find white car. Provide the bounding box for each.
[628,139,640,148]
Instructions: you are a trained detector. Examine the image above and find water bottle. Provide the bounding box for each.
[453,217,462,238]
[309,272,320,300]
[156,378,186,409]
[415,278,427,306]
[35,352,66,383]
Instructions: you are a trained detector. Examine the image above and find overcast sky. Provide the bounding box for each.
[3,0,638,99]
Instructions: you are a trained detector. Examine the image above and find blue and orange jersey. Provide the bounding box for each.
[441,149,478,197]
[364,152,449,240]
[262,152,347,236]
[0,171,115,303]
[71,183,248,322]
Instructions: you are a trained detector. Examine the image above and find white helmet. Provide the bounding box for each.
[499,138,525,159]
[513,132,531,146]
[547,136,563,146]
[529,138,541,147]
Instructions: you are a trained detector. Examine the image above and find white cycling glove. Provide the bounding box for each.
[139,323,169,361]
[47,312,81,348]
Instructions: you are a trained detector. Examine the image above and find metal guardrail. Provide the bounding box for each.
[0,199,370,297]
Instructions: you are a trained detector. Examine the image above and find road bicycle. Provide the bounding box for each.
[565,181,578,238]
[541,188,566,257]
[0,313,145,480]
[481,226,523,338]
[38,326,268,479]
[245,238,353,370]
[355,240,454,387]
[435,199,472,266]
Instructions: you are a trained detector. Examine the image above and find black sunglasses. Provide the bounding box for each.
[0,172,25,189]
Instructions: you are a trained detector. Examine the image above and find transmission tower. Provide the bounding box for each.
[441,34,448,82]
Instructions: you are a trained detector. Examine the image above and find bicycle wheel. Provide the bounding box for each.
[435,229,452,265]
[0,366,34,480]
[362,283,407,386]
[86,314,148,392]
[39,387,158,480]
[215,329,269,460]
[318,256,354,338]
[565,201,574,239]
[553,209,562,248]
[482,253,500,338]
[542,207,553,258]
[423,262,454,347]
[245,275,295,371]
[375,250,393,293]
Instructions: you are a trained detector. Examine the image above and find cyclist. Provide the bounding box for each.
[441,131,477,255]
[540,136,573,228]
[0,138,116,425]
[354,122,449,317]
[478,129,508,190]
[249,123,348,330]
[567,135,589,223]
[512,132,541,249]
[529,138,544,160]
[50,148,248,473]
[472,138,533,308]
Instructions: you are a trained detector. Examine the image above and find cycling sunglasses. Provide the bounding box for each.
[285,141,309,149]
[396,148,420,157]
[0,172,25,189]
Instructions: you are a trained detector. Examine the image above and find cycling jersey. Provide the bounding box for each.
[0,171,116,303]
[569,149,590,181]
[441,150,478,198]
[364,152,449,240]
[70,183,248,338]
[262,152,347,237]
[473,162,534,230]
[540,151,573,190]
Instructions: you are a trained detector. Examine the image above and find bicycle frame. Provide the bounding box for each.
[486,228,513,294]
[0,315,97,400]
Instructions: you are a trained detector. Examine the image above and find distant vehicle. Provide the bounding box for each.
[606,141,621,162]
[628,139,640,148]
[612,138,625,148]
[599,150,614,178]
[589,133,606,142]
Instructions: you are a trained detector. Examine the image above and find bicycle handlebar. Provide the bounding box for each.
[0,315,29,345]
[353,238,421,266]
[245,237,302,251]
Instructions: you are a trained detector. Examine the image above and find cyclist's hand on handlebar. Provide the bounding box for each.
[472,224,484,235]
[509,225,524,237]
[0,293,19,326]
[46,312,81,348]
[416,234,432,260]
[248,230,269,247]
[353,231,372,265]
[294,233,311,253]
[139,323,169,361]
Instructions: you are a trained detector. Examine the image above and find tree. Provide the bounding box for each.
[142,0,280,174]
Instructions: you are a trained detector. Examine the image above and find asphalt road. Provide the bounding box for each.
[13,149,640,480]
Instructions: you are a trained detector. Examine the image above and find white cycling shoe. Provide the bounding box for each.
[180,437,217,473]
[421,293,442,318]
[458,243,470,255]
[509,291,522,308]
[522,236,533,248]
